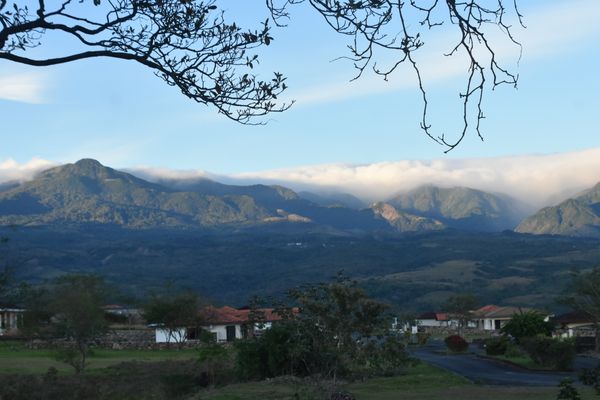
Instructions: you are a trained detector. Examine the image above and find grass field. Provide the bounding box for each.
[0,341,596,399]
[195,363,598,400]
[0,340,198,374]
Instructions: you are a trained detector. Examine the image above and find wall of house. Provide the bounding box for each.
[0,310,24,336]
[155,328,187,343]
[204,324,243,342]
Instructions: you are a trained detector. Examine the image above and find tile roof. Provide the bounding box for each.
[200,306,290,325]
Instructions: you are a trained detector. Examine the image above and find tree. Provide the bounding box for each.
[445,293,477,336]
[562,268,600,352]
[49,274,109,373]
[1,1,523,149]
[143,291,203,348]
[235,275,412,383]
[287,274,411,381]
[0,0,290,123]
[501,311,553,343]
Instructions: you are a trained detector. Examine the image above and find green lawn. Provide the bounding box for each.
[196,363,598,400]
[0,340,199,374]
[0,342,596,400]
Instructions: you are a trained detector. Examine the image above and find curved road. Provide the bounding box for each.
[411,341,599,386]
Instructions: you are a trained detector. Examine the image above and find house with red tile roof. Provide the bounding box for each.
[471,305,537,331]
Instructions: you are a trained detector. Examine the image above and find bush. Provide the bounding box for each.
[485,337,509,355]
[521,336,576,370]
[444,335,469,353]
[416,332,430,346]
[501,311,553,343]
[580,362,600,394]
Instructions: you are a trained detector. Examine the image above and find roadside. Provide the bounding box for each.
[410,340,599,386]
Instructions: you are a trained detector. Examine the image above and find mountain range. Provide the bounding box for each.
[0,159,599,237]
[516,182,600,237]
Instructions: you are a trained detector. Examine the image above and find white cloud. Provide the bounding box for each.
[287,0,600,106]
[227,148,600,207]
[0,72,48,104]
[0,157,56,183]
[4,148,600,209]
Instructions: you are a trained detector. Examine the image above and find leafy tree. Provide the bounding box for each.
[501,311,553,343]
[50,274,109,373]
[143,291,203,348]
[288,274,391,381]
[562,268,600,352]
[1,1,523,148]
[557,378,582,400]
[236,274,411,382]
[198,342,230,386]
[445,293,478,336]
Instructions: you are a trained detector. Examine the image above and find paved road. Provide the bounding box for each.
[410,341,599,386]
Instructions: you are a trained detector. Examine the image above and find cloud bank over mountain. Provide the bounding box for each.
[0,158,57,183]
[226,148,600,207]
[2,148,600,207]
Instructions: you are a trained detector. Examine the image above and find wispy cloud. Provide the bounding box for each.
[287,0,600,106]
[0,72,48,104]
[0,158,56,182]
[227,148,600,207]
[4,148,600,208]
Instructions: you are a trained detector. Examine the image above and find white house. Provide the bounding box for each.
[0,307,24,336]
[471,305,536,331]
[150,305,292,344]
[416,312,453,328]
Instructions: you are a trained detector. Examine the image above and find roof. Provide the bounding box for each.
[417,312,449,321]
[552,311,595,325]
[200,306,292,325]
[472,305,533,319]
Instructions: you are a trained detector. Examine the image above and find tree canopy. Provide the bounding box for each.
[1,0,523,149]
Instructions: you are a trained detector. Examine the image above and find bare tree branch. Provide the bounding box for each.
[267,0,524,151]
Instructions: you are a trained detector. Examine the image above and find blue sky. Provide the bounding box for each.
[0,0,599,180]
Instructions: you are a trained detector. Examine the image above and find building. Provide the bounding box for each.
[471,305,534,331]
[0,307,24,336]
[151,305,294,344]
[416,312,453,328]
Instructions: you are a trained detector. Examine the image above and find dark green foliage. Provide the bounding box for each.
[580,362,600,394]
[236,276,411,382]
[484,336,510,356]
[444,335,469,353]
[4,226,600,312]
[197,343,230,386]
[501,311,554,343]
[556,378,582,400]
[521,336,576,370]
[0,360,209,400]
[445,294,478,335]
[161,374,204,398]
[562,268,600,352]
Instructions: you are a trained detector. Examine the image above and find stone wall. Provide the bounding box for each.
[26,328,206,350]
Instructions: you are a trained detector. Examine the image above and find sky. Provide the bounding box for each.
[1,0,599,205]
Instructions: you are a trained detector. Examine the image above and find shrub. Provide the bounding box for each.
[485,337,509,355]
[501,311,553,343]
[521,336,576,370]
[580,362,600,394]
[557,378,582,400]
[416,332,430,346]
[444,335,469,353]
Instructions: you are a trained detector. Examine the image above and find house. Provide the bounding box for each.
[151,305,293,344]
[471,305,534,331]
[200,306,289,343]
[0,307,24,336]
[416,312,453,328]
[552,311,596,339]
